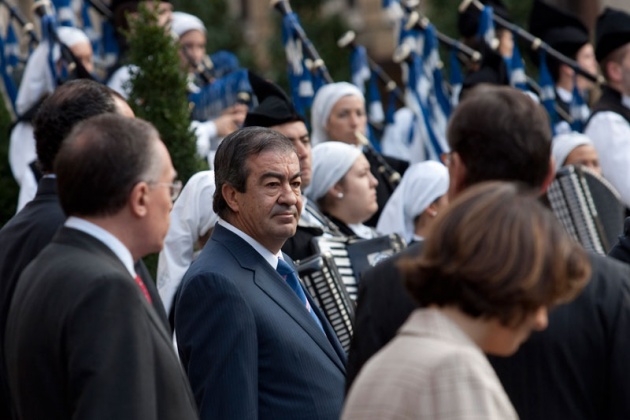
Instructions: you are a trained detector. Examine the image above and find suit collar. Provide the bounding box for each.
[35,176,58,197]
[212,224,346,372]
[53,227,174,347]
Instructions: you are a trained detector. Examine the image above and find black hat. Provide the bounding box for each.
[458,0,511,38]
[529,0,589,60]
[243,72,304,128]
[460,44,509,99]
[595,8,630,62]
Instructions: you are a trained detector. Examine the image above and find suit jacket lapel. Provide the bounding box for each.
[214,225,346,372]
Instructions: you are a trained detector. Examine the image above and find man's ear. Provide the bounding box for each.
[129,181,150,217]
[606,60,622,84]
[448,152,467,199]
[222,183,240,213]
[541,158,556,194]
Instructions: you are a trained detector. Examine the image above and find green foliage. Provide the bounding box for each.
[0,101,17,226]
[125,2,204,184]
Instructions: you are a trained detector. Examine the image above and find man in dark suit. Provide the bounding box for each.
[5,114,197,420]
[0,79,170,420]
[175,127,346,419]
[347,85,630,419]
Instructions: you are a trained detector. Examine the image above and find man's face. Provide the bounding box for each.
[229,150,302,253]
[69,42,94,74]
[575,44,597,91]
[144,139,176,255]
[619,47,630,96]
[178,29,206,72]
[270,121,311,188]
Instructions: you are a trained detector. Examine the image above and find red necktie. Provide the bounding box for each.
[134,274,152,304]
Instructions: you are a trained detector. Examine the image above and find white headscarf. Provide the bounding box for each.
[310,82,366,146]
[376,160,449,243]
[305,141,362,202]
[171,11,206,38]
[15,26,90,114]
[551,132,593,172]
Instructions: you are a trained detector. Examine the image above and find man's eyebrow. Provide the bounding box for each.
[260,171,302,182]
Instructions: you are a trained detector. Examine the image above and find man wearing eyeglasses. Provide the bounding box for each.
[5,114,198,420]
[0,79,172,420]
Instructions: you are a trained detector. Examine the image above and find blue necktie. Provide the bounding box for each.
[277,258,324,332]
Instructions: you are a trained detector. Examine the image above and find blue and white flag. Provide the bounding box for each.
[477,6,496,48]
[350,45,370,94]
[81,1,100,55]
[538,50,558,133]
[5,22,19,72]
[508,41,528,91]
[570,78,589,133]
[368,70,385,125]
[52,0,75,27]
[449,49,463,108]
[0,24,17,112]
[281,11,315,118]
[189,68,252,122]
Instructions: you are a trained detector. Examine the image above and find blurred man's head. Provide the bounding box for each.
[33,79,133,174]
[446,85,553,199]
[55,114,176,259]
[595,8,630,95]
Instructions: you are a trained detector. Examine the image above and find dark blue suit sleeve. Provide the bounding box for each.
[175,273,258,419]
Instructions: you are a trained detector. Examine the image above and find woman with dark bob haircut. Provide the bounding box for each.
[342,181,591,420]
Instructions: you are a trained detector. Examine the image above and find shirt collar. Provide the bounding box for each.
[218,219,282,269]
[64,217,136,278]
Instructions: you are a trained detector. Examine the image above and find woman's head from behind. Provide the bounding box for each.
[400,181,590,355]
[306,141,378,225]
[310,82,367,146]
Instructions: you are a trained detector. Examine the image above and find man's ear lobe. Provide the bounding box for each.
[222,184,239,213]
[449,152,467,196]
[129,182,150,217]
[541,158,556,194]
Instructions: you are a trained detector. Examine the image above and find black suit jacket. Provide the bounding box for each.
[0,178,168,420]
[348,242,630,419]
[346,241,422,388]
[5,228,198,420]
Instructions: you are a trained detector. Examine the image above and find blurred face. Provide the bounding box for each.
[145,140,176,254]
[497,29,514,59]
[229,150,302,253]
[575,44,597,91]
[483,307,548,356]
[325,95,367,145]
[332,154,378,224]
[565,144,601,175]
[270,121,311,188]
[69,42,94,74]
[129,1,173,29]
[178,29,206,72]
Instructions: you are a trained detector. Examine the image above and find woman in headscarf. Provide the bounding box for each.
[306,141,379,239]
[376,161,449,244]
[551,132,601,175]
[310,82,408,226]
[9,27,93,212]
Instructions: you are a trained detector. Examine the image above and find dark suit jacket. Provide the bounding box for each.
[175,223,346,420]
[0,178,168,420]
[348,242,630,419]
[346,241,423,389]
[5,228,198,420]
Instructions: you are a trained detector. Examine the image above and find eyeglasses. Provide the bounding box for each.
[149,180,183,201]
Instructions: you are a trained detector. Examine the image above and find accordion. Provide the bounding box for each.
[296,234,406,352]
[297,253,355,352]
[546,165,625,254]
